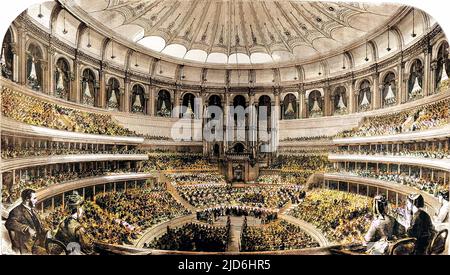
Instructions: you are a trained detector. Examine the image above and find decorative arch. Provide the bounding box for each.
[107,77,121,110]
[255,93,274,102]
[435,41,449,92]
[81,68,97,106]
[258,95,272,118]
[181,92,196,118]
[390,26,404,51]
[282,93,297,120]
[381,71,397,107]
[357,79,372,112]
[308,90,323,118]
[54,57,71,100]
[26,42,45,91]
[156,89,172,117]
[1,28,14,81]
[131,84,146,114]
[332,86,348,115]
[407,59,424,101]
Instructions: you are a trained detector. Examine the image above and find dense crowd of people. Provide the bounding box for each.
[281,135,333,142]
[1,167,139,204]
[334,169,449,197]
[1,145,145,159]
[167,172,226,186]
[145,222,230,252]
[141,153,215,171]
[268,154,330,171]
[1,89,137,136]
[44,188,190,245]
[337,98,450,138]
[287,189,372,244]
[240,220,320,251]
[196,206,278,224]
[176,185,306,209]
[334,146,450,159]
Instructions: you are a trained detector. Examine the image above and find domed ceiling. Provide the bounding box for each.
[68,0,402,65]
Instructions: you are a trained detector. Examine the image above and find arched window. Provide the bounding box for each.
[131,84,145,114]
[81,69,96,106]
[156,90,172,117]
[207,95,222,121]
[382,72,397,107]
[308,90,323,118]
[107,78,120,110]
[1,29,14,81]
[436,42,449,92]
[333,86,347,115]
[55,58,70,100]
[408,59,423,100]
[182,93,195,118]
[258,95,271,118]
[26,43,44,91]
[358,80,371,111]
[233,95,246,125]
[282,93,296,120]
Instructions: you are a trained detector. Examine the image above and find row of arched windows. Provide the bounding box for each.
[2,28,449,119]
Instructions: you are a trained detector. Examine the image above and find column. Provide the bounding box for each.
[348,80,355,113]
[223,91,230,152]
[248,89,256,145]
[430,60,438,95]
[323,86,331,116]
[149,85,155,116]
[98,69,106,108]
[372,73,380,109]
[123,76,130,112]
[18,27,26,85]
[47,46,56,96]
[72,59,81,103]
[297,84,304,119]
[423,45,432,96]
[398,61,405,104]
[173,90,180,118]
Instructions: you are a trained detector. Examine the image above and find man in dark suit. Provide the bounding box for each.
[5,188,47,254]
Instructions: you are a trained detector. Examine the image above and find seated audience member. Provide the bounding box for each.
[5,189,47,254]
[55,191,94,254]
[434,190,449,227]
[364,195,405,254]
[405,193,436,255]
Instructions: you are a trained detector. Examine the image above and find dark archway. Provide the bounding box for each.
[382,72,396,107]
[55,58,70,100]
[333,86,347,115]
[1,28,14,81]
[107,78,120,110]
[358,80,371,111]
[81,69,96,106]
[182,93,195,118]
[282,93,296,120]
[436,42,449,91]
[308,90,323,118]
[156,90,172,117]
[408,59,423,100]
[27,43,44,91]
[131,84,145,114]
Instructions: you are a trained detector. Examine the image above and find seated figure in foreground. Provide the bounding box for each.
[364,195,405,254]
[405,193,436,255]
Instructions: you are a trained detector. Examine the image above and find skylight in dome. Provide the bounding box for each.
[228,53,251,64]
[250,53,273,64]
[272,51,295,63]
[161,44,187,59]
[184,50,208,62]
[206,53,228,64]
[137,36,166,52]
